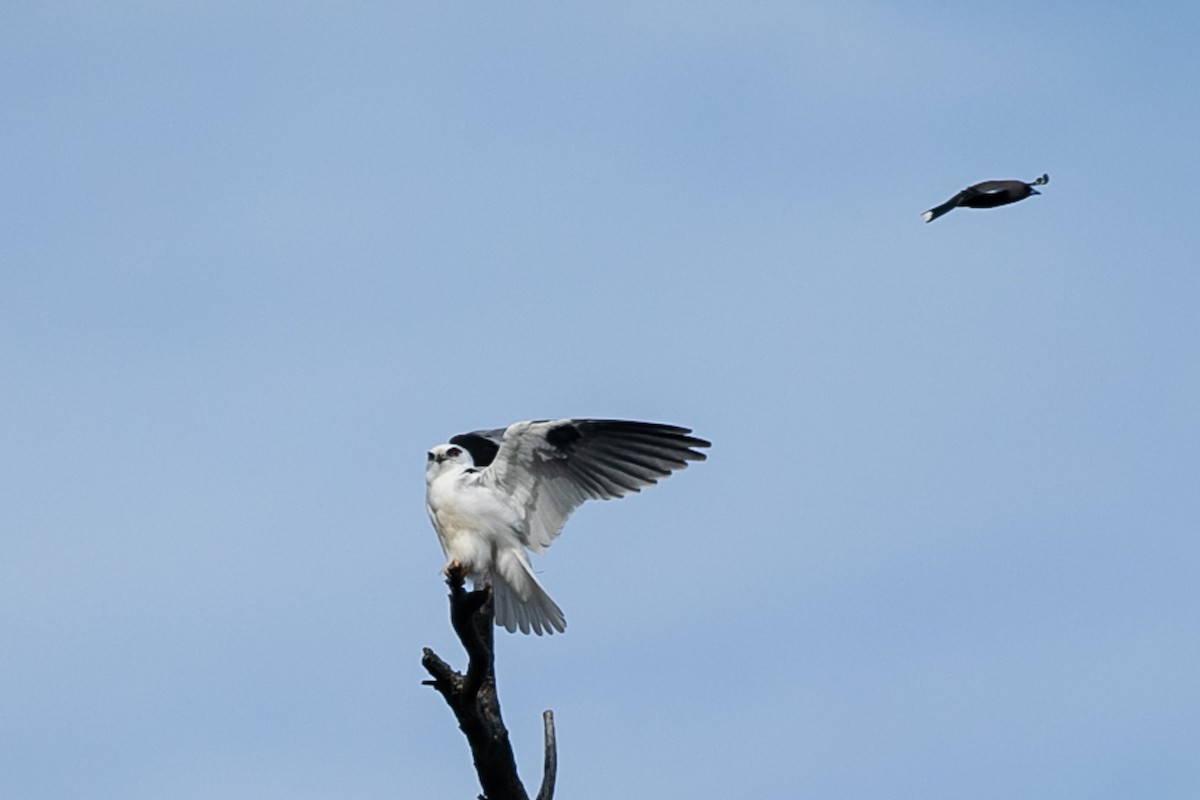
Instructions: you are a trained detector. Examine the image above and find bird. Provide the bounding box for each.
[922,173,1049,223]
[425,418,710,634]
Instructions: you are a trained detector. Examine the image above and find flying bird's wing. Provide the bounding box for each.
[964,180,1015,195]
[477,419,710,552]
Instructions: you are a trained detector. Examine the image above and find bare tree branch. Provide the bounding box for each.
[422,567,556,800]
[535,710,557,800]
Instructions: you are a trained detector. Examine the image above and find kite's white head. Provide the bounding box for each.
[425,443,474,481]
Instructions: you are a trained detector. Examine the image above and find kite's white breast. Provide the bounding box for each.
[426,470,522,575]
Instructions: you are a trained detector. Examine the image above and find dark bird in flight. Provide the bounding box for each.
[922,173,1049,223]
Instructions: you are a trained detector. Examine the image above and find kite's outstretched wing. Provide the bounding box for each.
[466,419,710,552]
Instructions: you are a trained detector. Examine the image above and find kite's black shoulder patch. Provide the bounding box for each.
[545,422,582,451]
[449,432,501,468]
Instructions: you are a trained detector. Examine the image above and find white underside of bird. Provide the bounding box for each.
[426,455,566,635]
[424,418,709,635]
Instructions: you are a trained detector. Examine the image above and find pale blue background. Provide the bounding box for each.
[3,3,1198,798]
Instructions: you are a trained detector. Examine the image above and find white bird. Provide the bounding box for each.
[425,418,710,634]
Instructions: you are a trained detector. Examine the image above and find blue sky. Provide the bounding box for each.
[3,2,1198,798]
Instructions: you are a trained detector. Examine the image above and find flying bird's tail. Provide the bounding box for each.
[922,199,957,224]
[492,548,567,635]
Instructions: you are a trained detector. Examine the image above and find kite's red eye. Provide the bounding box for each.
[446,447,462,458]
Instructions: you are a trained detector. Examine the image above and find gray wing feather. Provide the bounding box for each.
[480,419,709,552]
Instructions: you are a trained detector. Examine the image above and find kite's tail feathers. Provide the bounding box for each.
[492,548,566,635]
[922,200,956,223]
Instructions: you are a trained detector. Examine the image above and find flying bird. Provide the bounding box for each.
[425,418,710,635]
[922,173,1049,223]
